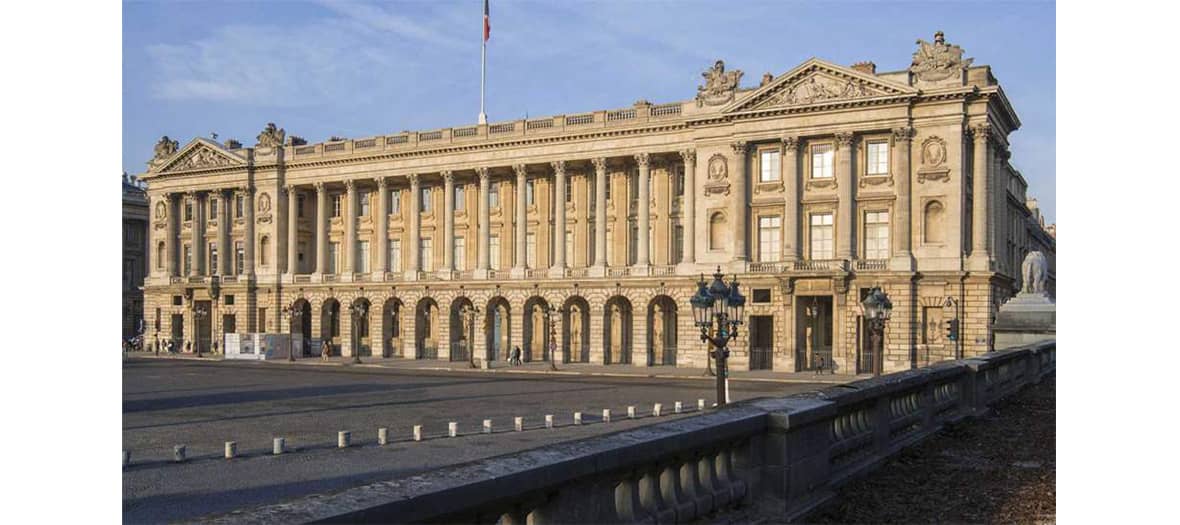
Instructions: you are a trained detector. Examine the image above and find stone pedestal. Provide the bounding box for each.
[993,292,1055,350]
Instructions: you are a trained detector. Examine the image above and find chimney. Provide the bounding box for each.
[851,61,876,75]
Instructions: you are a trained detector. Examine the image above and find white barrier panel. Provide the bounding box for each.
[225,334,292,360]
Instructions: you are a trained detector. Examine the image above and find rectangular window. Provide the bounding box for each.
[389,239,402,272]
[184,200,193,221]
[489,235,501,270]
[209,198,218,219]
[183,244,191,275]
[526,180,535,206]
[588,222,596,264]
[209,244,218,274]
[867,141,889,176]
[675,166,685,197]
[628,173,637,208]
[811,144,833,179]
[672,225,684,264]
[565,230,574,266]
[454,236,466,270]
[605,176,613,202]
[759,216,782,262]
[332,194,342,217]
[490,183,500,209]
[390,190,401,214]
[420,237,433,272]
[752,289,772,303]
[606,229,614,265]
[526,233,537,268]
[297,194,305,218]
[328,242,339,274]
[224,294,235,305]
[564,181,573,203]
[455,186,465,211]
[864,210,890,260]
[760,150,781,182]
[420,188,432,213]
[235,242,244,274]
[628,225,637,265]
[359,191,370,216]
[358,240,370,273]
[810,213,834,260]
[172,295,183,306]
[235,195,244,218]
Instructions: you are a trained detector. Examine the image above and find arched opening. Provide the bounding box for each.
[709,212,727,251]
[350,297,372,357]
[156,241,165,270]
[924,201,944,244]
[415,297,440,359]
[522,296,551,362]
[289,298,312,356]
[320,298,341,356]
[562,296,591,363]
[647,295,678,366]
[382,298,404,358]
[449,296,475,362]
[485,296,511,362]
[603,296,633,365]
[259,235,270,267]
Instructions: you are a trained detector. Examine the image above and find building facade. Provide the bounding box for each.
[123,173,149,339]
[138,33,1054,373]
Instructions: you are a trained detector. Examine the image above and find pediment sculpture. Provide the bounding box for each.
[745,71,890,111]
[910,31,973,83]
[256,122,286,148]
[696,60,743,107]
[173,147,233,171]
[153,136,179,161]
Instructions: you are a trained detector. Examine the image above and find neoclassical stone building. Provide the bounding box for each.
[123,173,149,339]
[139,33,1055,374]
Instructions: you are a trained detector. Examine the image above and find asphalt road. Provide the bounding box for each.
[123,358,826,523]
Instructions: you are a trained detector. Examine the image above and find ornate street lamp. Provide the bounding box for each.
[542,305,567,371]
[349,302,367,365]
[193,305,208,358]
[283,302,304,362]
[944,296,961,360]
[460,304,480,368]
[690,267,745,406]
[859,286,893,376]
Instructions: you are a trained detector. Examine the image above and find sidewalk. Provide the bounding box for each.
[124,351,858,385]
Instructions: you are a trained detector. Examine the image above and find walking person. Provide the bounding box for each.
[321,340,332,362]
[510,345,522,366]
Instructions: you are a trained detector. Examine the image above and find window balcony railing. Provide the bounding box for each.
[566,267,589,278]
[854,259,888,271]
[220,275,238,284]
[651,265,676,276]
[383,271,403,282]
[748,262,783,273]
[525,268,548,279]
[793,259,847,272]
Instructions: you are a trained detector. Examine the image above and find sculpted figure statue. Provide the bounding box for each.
[696,60,743,106]
[256,122,286,148]
[1020,251,1048,295]
[153,136,179,161]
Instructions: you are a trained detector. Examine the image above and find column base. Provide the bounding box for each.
[588,265,607,278]
[548,266,567,278]
[510,267,527,279]
[889,254,915,272]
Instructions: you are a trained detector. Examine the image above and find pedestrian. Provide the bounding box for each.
[321,340,332,361]
[510,345,522,366]
[814,354,825,375]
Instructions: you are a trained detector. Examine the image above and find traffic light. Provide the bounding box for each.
[944,319,959,341]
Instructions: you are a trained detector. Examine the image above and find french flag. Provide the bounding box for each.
[483,0,491,42]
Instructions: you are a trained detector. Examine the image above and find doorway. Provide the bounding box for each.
[748,315,774,370]
[795,296,833,372]
[194,300,212,355]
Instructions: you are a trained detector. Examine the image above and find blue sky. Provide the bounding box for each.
[123,0,1054,222]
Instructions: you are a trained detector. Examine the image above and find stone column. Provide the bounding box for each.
[511,164,528,278]
[243,186,256,276]
[475,167,491,277]
[969,123,992,271]
[781,137,800,263]
[441,170,455,276]
[407,174,422,279]
[190,192,205,276]
[678,150,696,270]
[315,182,327,276]
[285,186,298,276]
[217,190,231,275]
[591,157,608,276]
[166,193,178,277]
[342,180,357,276]
[730,142,749,266]
[891,127,915,271]
[834,132,854,261]
[375,177,388,278]
[550,161,567,277]
[635,153,651,271]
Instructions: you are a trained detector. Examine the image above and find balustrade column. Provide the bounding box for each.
[781,137,800,262]
[550,161,567,277]
[891,127,914,270]
[442,171,455,274]
[970,123,992,270]
[407,174,421,277]
[243,186,255,276]
[592,157,607,272]
[635,153,651,268]
[217,190,231,275]
[190,192,205,276]
[512,164,527,276]
[343,180,357,275]
[730,142,749,263]
[315,182,328,275]
[476,168,491,274]
[285,186,298,275]
[835,132,854,260]
[375,178,388,276]
[679,150,696,267]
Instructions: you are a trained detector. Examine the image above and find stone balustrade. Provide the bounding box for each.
[215,341,1055,524]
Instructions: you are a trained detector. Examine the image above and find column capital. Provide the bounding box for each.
[313,181,326,193]
[376,177,388,189]
[679,149,696,163]
[550,160,566,174]
[591,157,607,172]
[282,184,295,196]
[730,141,749,156]
[441,170,454,184]
[475,166,490,181]
[408,173,421,186]
[634,152,650,168]
[781,136,801,152]
[343,179,357,192]
[892,126,915,143]
[970,122,992,143]
[834,132,855,149]
[513,164,528,179]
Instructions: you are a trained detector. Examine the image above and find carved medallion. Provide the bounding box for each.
[696,60,743,107]
[257,192,271,213]
[918,136,950,183]
[910,31,974,83]
[707,154,727,182]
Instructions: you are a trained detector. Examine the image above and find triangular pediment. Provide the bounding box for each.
[156,138,246,173]
[725,58,916,114]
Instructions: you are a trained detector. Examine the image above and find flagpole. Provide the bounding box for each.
[479,39,487,125]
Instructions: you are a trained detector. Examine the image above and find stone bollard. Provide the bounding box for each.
[225,441,237,459]
[574,412,582,425]
[514,417,524,432]
[378,428,388,446]
[545,415,554,429]
[602,409,611,423]
[674,401,683,414]
[338,431,351,448]
[173,445,187,463]
[413,425,423,442]
[273,437,285,455]
[123,450,130,468]
[628,406,636,419]
[483,419,492,434]
[449,422,458,438]
[653,403,662,417]
[698,398,705,411]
